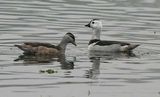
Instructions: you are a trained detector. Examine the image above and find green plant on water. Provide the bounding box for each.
[39,69,58,74]
[39,70,45,73]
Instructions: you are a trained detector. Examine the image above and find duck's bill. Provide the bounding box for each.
[72,42,77,46]
[85,23,90,27]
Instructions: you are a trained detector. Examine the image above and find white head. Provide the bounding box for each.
[85,19,102,30]
[85,19,102,39]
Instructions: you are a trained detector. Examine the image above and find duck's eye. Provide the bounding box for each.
[92,22,95,24]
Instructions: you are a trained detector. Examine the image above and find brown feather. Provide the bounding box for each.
[36,46,59,56]
[24,42,56,48]
[15,43,60,56]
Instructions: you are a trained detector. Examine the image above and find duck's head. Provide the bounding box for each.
[85,19,102,29]
[64,32,77,46]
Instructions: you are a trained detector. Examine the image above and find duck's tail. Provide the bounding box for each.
[127,44,140,51]
[14,44,34,55]
[121,44,140,52]
[15,45,26,51]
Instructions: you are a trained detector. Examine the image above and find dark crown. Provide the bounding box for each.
[66,32,75,41]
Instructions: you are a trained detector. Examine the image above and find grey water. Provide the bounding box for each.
[0,0,160,97]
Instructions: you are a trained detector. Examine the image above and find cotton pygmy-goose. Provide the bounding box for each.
[85,19,139,53]
[15,32,76,56]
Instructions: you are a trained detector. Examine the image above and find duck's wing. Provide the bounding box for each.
[96,40,130,46]
[24,42,56,48]
[15,42,59,55]
[89,39,130,46]
[89,39,139,52]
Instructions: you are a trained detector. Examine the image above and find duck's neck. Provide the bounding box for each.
[91,28,101,40]
[58,39,68,54]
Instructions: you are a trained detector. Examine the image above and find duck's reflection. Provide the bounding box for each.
[89,50,137,60]
[58,54,75,69]
[85,57,100,79]
[86,51,138,79]
[14,54,75,69]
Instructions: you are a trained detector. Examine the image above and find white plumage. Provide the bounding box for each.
[85,19,139,53]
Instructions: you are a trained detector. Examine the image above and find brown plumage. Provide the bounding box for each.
[15,32,76,57]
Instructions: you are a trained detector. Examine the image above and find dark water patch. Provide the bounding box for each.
[116,67,140,71]
[0,81,96,88]
[123,78,150,83]
[0,72,15,75]
[14,90,34,93]
[144,76,160,81]
[125,61,145,64]
[98,84,125,87]
[146,68,160,73]
[0,77,57,81]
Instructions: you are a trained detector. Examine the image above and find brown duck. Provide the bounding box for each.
[15,32,76,57]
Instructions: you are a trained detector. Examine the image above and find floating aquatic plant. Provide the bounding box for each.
[39,69,58,74]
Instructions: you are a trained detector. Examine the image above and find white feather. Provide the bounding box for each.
[86,19,139,52]
[88,43,122,52]
[120,45,129,52]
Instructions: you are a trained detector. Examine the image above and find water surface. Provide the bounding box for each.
[0,0,160,97]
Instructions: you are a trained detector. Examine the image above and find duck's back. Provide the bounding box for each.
[15,42,60,56]
[24,42,56,48]
[88,39,139,52]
